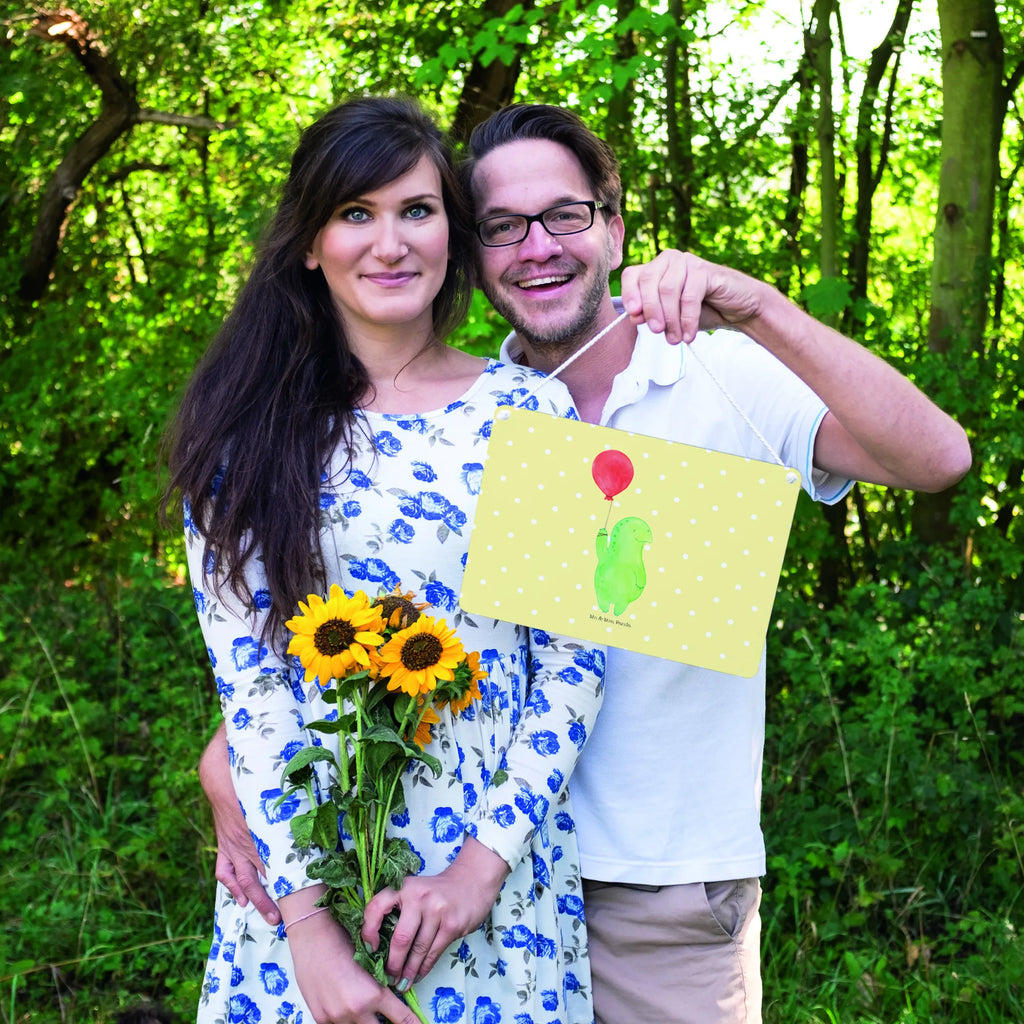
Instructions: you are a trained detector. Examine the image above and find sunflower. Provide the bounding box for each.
[410,703,441,749]
[372,585,428,630]
[377,616,465,696]
[447,650,486,715]
[285,585,385,684]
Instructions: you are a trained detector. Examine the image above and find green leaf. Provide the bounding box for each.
[801,277,853,320]
[281,745,337,787]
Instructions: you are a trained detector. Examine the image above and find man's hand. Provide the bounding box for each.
[620,249,762,344]
[361,836,510,991]
[199,723,282,926]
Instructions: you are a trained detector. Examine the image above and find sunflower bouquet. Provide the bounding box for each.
[278,583,485,1020]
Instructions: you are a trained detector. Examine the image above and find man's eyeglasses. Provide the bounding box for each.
[475,200,607,248]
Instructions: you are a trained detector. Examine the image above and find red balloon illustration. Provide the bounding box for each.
[592,449,634,501]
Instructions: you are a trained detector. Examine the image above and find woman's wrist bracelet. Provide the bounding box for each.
[283,906,329,931]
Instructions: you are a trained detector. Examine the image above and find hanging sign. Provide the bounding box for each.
[461,407,802,677]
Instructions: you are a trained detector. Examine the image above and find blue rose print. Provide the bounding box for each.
[389,519,415,544]
[558,666,583,685]
[319,492,336,509]
[227,994,261,1023]
[342,499,362,517]
[259,963,289,996]
[557,893,585,921]
[374,431,403,456]
[259,788,299,824]
[529,730,560,756]
[424,579,458,611]
[472,996,502,1024]
[534,934,557,959]
[460,463,484,495]
[231,636,265,671]
[531,629,551,647]
[349,468,374,488]
[493,804,516,828]
[232,708,251,730]
[564,970,582,992]
[432,987,466,1023]
[279,739,304,762]
[568,721,587,750]
[573,647,605,674]
[477,420,493,441]
[253,589,272,611]
[430,807,464,844]
[230,966,244,987]
[545,769,564,794]
[541,989,558,1011]
[554,811,574,832]
[420,491,449,520]
[411,461,437,482]
[532,852,551,890]
[501,924,535,951]
[515,788,549,826]
[193,587,207,613]
[526,689,551,714]
[221,941,237,964]
[272,876,293,897]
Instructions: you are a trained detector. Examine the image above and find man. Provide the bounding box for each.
[202,105,970,1023]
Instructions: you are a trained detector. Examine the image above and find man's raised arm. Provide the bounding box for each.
[621,250,971,492]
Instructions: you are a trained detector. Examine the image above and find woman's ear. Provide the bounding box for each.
[304,253,319,271]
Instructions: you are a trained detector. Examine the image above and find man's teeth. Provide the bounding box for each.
[517,275,571,289]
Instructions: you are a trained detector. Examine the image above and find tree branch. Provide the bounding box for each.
[18,8,233,302]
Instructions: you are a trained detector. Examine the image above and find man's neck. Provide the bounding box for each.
[516,304,638,425]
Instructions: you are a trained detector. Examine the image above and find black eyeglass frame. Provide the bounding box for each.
[474,200,608,247]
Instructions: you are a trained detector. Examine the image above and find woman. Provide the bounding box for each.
[165,97,605,1024]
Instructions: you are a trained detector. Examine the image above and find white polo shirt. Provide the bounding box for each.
[500,312,852,885]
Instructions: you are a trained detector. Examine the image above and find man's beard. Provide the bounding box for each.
[481,258,611,357]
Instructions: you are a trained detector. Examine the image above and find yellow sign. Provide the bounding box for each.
[461,408,801,677]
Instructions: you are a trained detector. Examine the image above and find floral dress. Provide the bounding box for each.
[188,360,606,1024]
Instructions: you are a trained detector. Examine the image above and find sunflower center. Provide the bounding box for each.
[314,618,357,655]
[400,634,444,670]
[378,595,422,629]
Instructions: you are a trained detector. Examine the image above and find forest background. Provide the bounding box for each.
[1,0,1022,1021]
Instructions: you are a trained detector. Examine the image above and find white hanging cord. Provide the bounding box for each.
[510,311,793,475]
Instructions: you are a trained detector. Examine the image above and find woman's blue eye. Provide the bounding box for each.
[340,207,370,222]
[406,204,432,219]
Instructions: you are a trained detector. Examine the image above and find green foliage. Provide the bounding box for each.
[0,556,215,1021]
[2,0,1023,1019]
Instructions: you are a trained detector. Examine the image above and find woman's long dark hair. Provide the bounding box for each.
[163,97,475,643]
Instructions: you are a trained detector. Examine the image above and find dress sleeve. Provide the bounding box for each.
[467,631,606,871]
[185,505,324,897]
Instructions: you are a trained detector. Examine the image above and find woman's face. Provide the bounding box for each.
[305,155,450,339]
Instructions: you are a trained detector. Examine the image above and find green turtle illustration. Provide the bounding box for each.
[594,516,654,615]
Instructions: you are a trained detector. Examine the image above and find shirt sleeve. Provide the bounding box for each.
[466,631,606,872]
[185,507,326,897]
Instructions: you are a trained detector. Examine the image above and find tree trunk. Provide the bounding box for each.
[449,0,532,145]
[913,0,1004,545]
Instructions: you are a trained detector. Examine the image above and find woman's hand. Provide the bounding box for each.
[283,895,420,1024]
[361,836,511,991]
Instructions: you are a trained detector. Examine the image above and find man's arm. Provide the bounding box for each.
[620,251,971,492]
[198,722,282,925]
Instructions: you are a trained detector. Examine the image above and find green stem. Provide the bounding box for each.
[401,985,430,1024]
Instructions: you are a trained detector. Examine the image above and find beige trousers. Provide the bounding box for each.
[582,878,762,1024]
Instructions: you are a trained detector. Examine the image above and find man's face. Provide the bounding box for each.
[470,139,625,353]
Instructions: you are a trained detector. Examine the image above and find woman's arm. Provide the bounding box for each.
[365,630,606,990]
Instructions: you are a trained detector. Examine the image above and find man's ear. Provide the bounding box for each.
[607,212,625,271]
